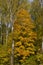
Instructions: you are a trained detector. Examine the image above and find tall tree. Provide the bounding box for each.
[8,9,37,64]
[30,0,43,52]
[0,0,30,65]
[0,0,29,45]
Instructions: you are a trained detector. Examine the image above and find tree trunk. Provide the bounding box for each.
[9,1,14,65]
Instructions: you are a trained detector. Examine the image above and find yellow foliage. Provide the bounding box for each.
[16,9,30,18]
[8,9,37,62]
[13,9,37,61]
[30,51,35,54]
[15,41,22,46]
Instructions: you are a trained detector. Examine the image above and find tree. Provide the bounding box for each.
[0,0,29,45]
[8,9,37,64]
[0,0,30,65]
[30,0,43,53]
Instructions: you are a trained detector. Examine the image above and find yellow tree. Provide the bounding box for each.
[9,9,37,64]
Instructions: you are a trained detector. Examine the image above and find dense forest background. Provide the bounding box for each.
[0,0,43,65]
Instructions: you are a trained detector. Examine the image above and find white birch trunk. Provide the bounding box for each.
[10,1,14,65]
[6,29,8,45]
[11,40,14,65]
[42,37,43,52]
[0,13,2,44]
[40,0,43,8]
[7,0,14,65]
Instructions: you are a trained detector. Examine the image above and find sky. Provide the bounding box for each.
[29,0,33,2]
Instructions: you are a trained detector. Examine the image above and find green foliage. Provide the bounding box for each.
[30,0,43,53]
[0,0,29,45]
[0,44,10,65]
[19,54,43,65]
[21,55,37,65]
